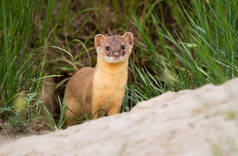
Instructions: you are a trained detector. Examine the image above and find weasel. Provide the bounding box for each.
[64,32,134,126]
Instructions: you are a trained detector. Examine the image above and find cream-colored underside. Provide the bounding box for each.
[102,54,129,63]
[92,57,128,115]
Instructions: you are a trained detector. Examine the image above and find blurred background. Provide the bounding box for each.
[0,0,238,131]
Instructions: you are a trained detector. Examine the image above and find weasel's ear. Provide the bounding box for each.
[123,32,134,48]
[94,34,105,49]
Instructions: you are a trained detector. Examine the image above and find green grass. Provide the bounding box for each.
[127,0,238,103]
[40,96,66,130]
[1,0,238,130]
[0,0,67,129]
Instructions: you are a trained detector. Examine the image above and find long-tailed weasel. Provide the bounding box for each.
[64,32,134,126]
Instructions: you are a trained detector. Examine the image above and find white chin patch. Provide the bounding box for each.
[103,55,128,63]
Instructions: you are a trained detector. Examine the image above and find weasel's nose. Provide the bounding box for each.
[114,52,120,57]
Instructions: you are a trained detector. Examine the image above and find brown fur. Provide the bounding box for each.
[64,67,94,125]
[40,78,56,115]
[64,32,134,126]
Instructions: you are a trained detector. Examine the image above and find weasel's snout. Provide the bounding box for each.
[103,49,126,63]
[106,49,123,57]
[114,52,120,57]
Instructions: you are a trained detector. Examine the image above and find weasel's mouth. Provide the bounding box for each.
[103,50,128,63]
[106,51,124,58]
[113,52,120,57]
[103,54,128,63]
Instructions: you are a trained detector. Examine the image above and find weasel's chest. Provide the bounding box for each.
[93,70,127,92]
[92,69,127,106]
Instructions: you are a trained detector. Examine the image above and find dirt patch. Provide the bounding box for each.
[0,128,51,147]
[0,133,27,147]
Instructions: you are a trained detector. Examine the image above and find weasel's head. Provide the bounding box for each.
[94,32,134,63]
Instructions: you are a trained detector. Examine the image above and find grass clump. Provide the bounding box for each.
[0,0,67,130]
[127,0,238,104]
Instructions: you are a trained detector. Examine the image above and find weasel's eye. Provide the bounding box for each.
[106,46,110,51]
[121,45,125,49]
